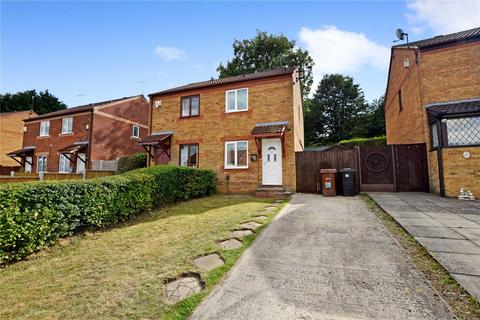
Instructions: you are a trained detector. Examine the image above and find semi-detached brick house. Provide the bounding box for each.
[0,110,38,173]
[385,27,480,198]
[6,95,149,173]
[142,68,304,195]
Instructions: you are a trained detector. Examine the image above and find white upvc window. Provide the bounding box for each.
[58,154,71,173]
[132,125,140,138]
[61,117,73,134]
[39,121,50,136]
[225,88,248,113]
[224,141,248,169]
[37,155,47,172]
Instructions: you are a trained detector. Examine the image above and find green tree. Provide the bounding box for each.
[217,30,314,97]
[0,90,67,115]
[362,94,386,137]
[305,74,370,146]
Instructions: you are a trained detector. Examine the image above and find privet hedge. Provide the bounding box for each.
[0,165,216,265]
[117,152,147,173]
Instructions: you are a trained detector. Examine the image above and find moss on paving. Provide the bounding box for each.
[361,193,480,320]
[0,195,285,320]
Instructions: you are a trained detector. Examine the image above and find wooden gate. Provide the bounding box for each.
[296,143,429,193]
[358,145,395,192]
[394,144,429,192]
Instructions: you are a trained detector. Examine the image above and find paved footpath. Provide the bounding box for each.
[191,194,454,320]
[369,192,480,302]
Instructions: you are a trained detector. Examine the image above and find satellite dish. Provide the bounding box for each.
[396,28,406,40]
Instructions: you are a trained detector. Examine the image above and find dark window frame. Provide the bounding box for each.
[179,143,199,167]
[180,95,200,118]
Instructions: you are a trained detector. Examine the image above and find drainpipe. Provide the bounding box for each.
[436,119,445,197]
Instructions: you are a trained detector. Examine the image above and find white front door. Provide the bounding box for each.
[24,156,32,173]
[262,138,282,186]
[76,153,86,173]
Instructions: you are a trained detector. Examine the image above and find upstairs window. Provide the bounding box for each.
[132,125,140,138]
[39,121,50,136]
[225,141,248,169]
[181,95,200,117]
[37,155,47,172]
[61,117,73,134]
[398,90,403,112]
[226,88,248,113]
[179,144,199,167]
[59,154,71,173]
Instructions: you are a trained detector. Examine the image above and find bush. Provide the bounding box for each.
[339,136,386,147]
[117,152,147,173]
[0,165,216,265]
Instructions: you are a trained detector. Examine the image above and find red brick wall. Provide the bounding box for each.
[90,96,149,163]
[385,40,480,197]
[23,112,91,172]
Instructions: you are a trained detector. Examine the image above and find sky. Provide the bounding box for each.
[1,0,479,107]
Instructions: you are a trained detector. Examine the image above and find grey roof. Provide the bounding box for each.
[149,68,295,96]
[426,98,480,120]
[394,27,480,49]
[25,95,144,121]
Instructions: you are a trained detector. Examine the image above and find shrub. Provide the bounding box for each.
[0,165,216,265]
[117,152,147,174]
[339,136,386,147]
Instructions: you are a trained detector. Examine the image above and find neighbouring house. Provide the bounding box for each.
[0,110,38,174]
[6,96,149,173]
[141,68,304,195]
[385,27,480,198]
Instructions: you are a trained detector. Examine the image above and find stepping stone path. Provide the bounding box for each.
[219,238,242,250]
[231,229,254,238]
[164,275,202,303]
[254,215,268,221]
[193,253,224,271]
[240,221,262,230]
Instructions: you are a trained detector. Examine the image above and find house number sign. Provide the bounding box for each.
[463,151,471,159]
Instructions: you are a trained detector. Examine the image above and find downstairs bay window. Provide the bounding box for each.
[225,141,248,169]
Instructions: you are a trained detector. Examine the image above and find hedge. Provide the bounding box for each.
[339,136,387,146]
[117,152,147,173]
[0,165,216,265]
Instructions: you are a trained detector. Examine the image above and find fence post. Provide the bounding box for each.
[39,172,44,181]
[83,170,87,180]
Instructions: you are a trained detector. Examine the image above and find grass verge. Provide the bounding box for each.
[0,195,285,320]
[361,193,480,320]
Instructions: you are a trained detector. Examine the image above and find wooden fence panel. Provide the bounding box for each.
[395,144,429,192]
[296,149,358,193]
[0,176,39,184]
[43,173,83,181]
[86,170,115,179]
[358,145,395,192]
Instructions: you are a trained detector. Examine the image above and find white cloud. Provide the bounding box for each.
[298,26,390,85]
[154,46,186,61]
[406,0,480,35]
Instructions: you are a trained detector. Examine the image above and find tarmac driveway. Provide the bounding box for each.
[369,192,480,302]
[191,194,453,320]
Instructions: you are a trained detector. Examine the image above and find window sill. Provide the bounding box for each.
[178,115,201,120]
[225,109,248,114]
[131,136,140,139]
[59,133,73,136]
[37,135,50,139]
[224,166,249,170]
[443,144,480,149]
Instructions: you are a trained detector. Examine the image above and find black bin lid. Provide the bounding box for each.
[339,168,356,173]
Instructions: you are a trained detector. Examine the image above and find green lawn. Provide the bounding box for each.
[0,195,282,320]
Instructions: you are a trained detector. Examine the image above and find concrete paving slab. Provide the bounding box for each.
[240,221,262,230]
[401,226,465,239]
[436,218,480,228]
[218,238,242,250]
[451,228,480,239]
[193,254,224,271]
[415,237,480,254]
[431,252,480,275]
[459,214,480,224]
[164,275,202,303]
[230,229,253,238]
[253,215,268,221]
[191,194,453,320]
[395,217,444,227]
[451,274,480,301]
[370,192,480,302]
